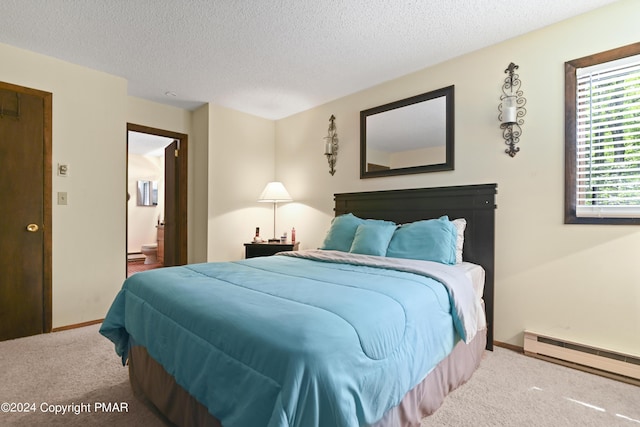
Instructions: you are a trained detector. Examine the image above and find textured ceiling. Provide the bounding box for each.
[128,131,175,157]
[0,0,620,120]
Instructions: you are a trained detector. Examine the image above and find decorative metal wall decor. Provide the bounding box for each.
[498,62,526,157]
[324,114,339,175]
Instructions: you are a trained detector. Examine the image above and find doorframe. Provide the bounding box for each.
[126,123,188,270]
[0,81,52,334]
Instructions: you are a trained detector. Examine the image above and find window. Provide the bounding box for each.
[565,43,640,224]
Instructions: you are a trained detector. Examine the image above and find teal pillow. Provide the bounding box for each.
[349,221,397,256]
[320,213,366,252]
[386,216,457,265]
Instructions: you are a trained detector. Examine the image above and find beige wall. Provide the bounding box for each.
[0,42,128,328]
[207,104,276,261]
[0,40,267,328]
[275,0,640,355]
[1,1,638,356]
[0,44,208,328]
[126,97,209,264]
[390,145,445,169]
[190,104,210,263]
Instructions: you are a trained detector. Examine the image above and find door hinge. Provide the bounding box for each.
[175,149,179,158]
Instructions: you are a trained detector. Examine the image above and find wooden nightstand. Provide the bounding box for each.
[244,242,300,258]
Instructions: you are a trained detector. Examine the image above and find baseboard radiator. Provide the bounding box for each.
[523,330,640,386]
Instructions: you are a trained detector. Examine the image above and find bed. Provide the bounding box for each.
[100,184,497,427]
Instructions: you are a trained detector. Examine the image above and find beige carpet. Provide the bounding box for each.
[423,346,640,427]
[0,324,638,426]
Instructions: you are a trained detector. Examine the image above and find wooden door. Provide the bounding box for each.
[0,82,52,341]
[164,140,178,266]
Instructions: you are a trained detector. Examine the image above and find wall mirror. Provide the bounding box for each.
[360,85,454,178]
[137,180,158,206]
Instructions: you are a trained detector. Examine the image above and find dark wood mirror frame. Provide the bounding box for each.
[360,85,455,179]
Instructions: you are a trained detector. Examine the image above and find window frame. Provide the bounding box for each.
[565,42,640,225]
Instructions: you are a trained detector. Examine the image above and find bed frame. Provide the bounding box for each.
[127,183,498,426]
[334,183,497,350]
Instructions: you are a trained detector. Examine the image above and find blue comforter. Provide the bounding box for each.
[100,250,477,427]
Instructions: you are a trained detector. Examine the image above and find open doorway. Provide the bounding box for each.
[127,124,188,277]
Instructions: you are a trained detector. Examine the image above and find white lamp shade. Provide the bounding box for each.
[258,182,292,202]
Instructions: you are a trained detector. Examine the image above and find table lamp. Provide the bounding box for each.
[258,181,292,241]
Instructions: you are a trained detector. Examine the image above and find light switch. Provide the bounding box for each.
[57,192,68,205]
[58,163,69,177]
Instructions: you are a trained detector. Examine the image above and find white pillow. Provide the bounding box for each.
[451,218,466,264]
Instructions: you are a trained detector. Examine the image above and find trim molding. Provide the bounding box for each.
[494,340,524,353]
[51,319,103,332]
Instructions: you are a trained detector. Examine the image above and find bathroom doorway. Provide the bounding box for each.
[126,124,188,277]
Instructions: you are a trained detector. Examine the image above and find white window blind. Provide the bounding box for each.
[575,55,640,218]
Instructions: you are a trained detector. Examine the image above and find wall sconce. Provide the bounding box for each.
[498,62,526,157]
[324,114,339,175]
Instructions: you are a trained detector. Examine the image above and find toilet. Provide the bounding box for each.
[141,243,158,265]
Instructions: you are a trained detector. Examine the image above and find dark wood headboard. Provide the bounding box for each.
[334,183,497,350]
